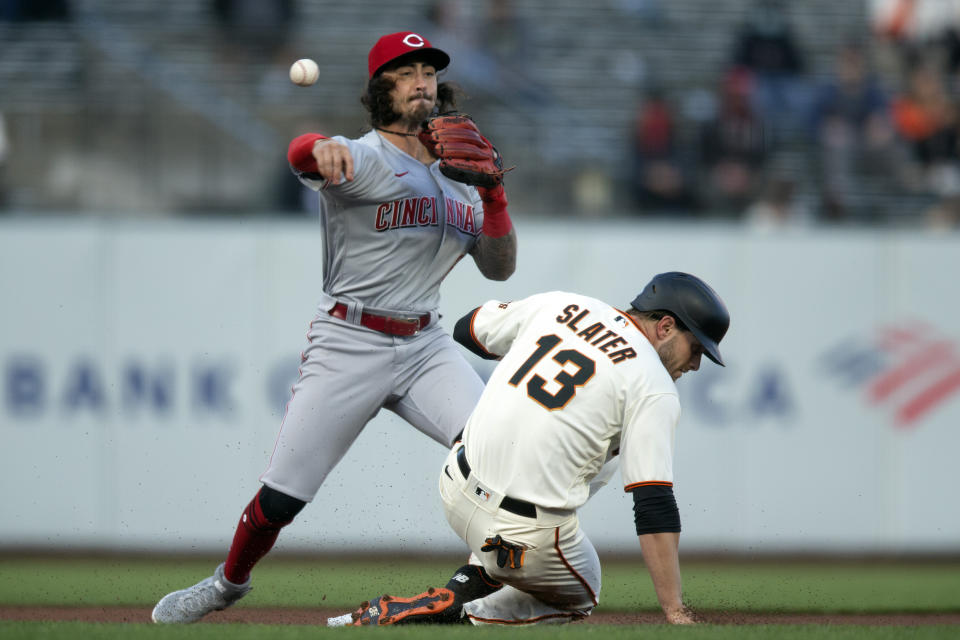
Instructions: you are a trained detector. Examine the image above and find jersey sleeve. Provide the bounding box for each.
[294,137,396,203]
[619,391,681,491]
[287,133,328,176]
[468,293,554,358]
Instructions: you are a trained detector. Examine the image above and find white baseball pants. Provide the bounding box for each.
[438,444,601,625]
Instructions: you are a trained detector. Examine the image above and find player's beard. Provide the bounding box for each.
[396,93,435,129]
[656,337,683,381]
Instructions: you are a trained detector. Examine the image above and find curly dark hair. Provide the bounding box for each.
[361,75,461,128]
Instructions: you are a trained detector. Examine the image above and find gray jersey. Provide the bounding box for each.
[262,130,491,502]
[299,130,484,314]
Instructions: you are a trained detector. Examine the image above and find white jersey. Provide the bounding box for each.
[460,291,681,510]
[298,130,484,314]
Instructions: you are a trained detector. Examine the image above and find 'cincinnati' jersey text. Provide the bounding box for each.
[375,196,479,235]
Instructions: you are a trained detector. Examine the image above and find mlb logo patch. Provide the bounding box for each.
[474,483,491,501]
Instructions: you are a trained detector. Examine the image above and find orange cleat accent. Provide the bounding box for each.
[352,587,458,626]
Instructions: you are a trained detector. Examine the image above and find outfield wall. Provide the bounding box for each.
[1,217,958,553]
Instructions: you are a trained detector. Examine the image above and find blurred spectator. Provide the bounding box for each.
[871,0,960,52]
[422,1,493,94]
[0,0,71,21]
[481,0,550,107]
[870,0,960,81]
[731,0,811,137]
[809,41,904,218]
[924,194,960,230]
[744,175,811,231]
[571,168,615,217]
[891,62,960,196]
[479,0,533,76]
[211,0,294,64]
[630,89,696,211]
[0,111,8,209]
[614,0,667,25]
[697,69,769,214]
[945,26,960,87]
[423,0,547,108]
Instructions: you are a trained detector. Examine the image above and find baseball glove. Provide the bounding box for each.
[418,114,511,188]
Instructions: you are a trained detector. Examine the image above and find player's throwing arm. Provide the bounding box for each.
[310,139,354,185]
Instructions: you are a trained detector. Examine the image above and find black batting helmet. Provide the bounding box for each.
[630,272,730,366]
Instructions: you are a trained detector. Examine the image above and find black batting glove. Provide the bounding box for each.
[481,535,525,569]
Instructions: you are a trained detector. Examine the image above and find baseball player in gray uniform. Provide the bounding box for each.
[151,31,517,624]
[328,272,729,626]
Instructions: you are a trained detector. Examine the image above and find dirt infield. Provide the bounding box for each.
[2,606,959,626]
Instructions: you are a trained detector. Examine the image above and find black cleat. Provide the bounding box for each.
[350,587,459,626]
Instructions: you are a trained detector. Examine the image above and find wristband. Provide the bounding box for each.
[287,133,329,173]
[478,184,512,238]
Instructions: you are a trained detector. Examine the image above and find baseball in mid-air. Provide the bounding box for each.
[289,58,319,87]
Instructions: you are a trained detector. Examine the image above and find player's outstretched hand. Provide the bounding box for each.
[664,604,699,625]
[311,138,354,186]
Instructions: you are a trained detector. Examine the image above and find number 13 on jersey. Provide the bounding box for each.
[507,335,596,410]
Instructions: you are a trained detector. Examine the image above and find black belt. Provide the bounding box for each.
[456,446,537,518]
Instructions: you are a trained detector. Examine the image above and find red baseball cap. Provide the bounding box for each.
[368,31,450,78]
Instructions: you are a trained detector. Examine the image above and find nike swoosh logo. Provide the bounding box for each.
[394,171,409,177]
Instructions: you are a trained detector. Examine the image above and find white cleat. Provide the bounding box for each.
[151,563,252,624]
[327,612,356,627]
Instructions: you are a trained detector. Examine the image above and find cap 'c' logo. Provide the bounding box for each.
[403,33,425,48]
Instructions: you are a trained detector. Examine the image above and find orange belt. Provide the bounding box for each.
[329,303,431,337]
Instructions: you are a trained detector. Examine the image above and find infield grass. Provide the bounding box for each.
[1,555,959,639]
[2,621,960,640]
[2,555,958,613]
